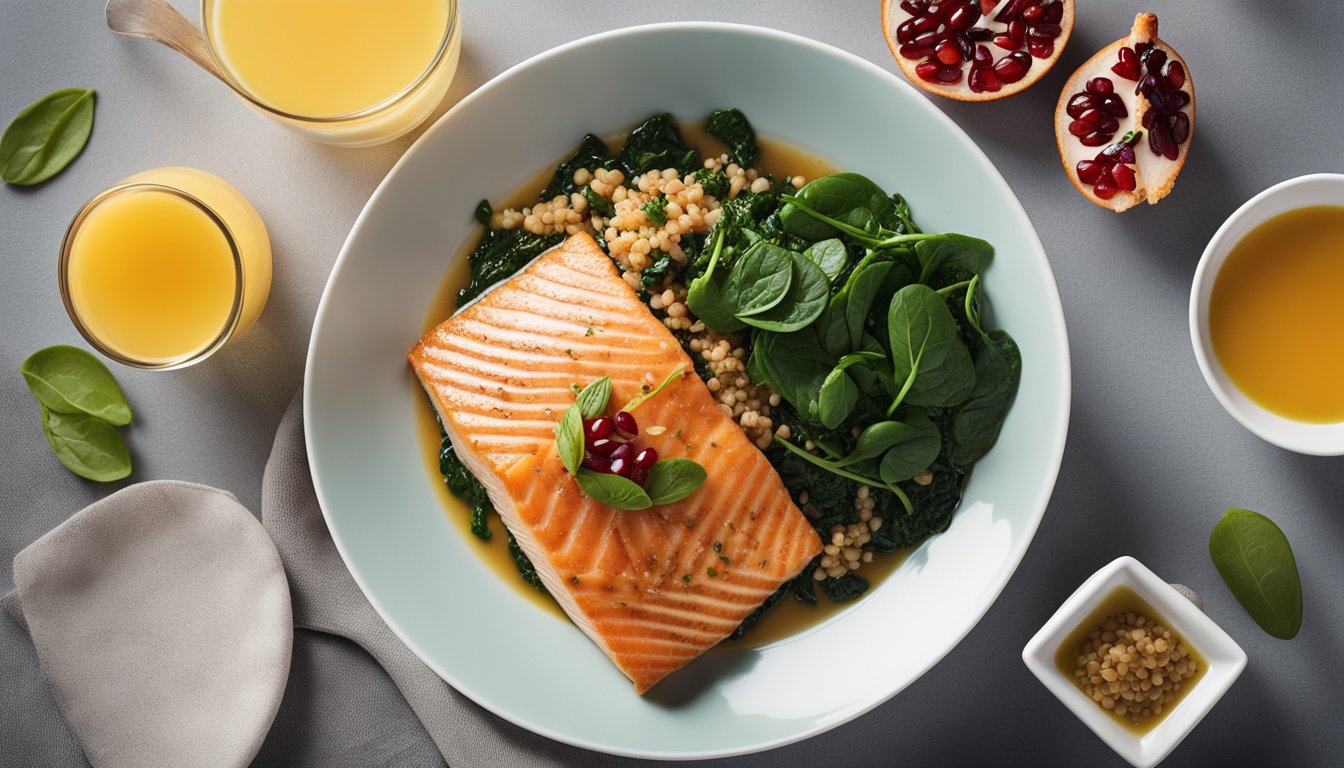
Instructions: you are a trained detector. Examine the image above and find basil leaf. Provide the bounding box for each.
[40,406,131,482]
[1,88,95,186]
[556,404,584,475]
[723,242,793,317]
[802,238,849,283]
[949,329,1021,465]
[575,376,612,419]
[887,284,975,409]
[20,345,132,425]
[1209,508,1303,639]
[643,459,707,505]
[575,469,652,510]
[621,365,685,412]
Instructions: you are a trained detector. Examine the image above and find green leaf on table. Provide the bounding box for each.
[1209,508,1303,639]
[40,406,131,482]
[21,345,132,425]
[1,88,95,186]
[643,458,707,505]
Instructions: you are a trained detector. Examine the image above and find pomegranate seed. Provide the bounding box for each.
[911,14,939,34]
[1117,144,1136,164]
[1076,160,1103,185]
[968,66,1001,93]
[973,43,993,65]
[1066,93,1095,119]
[582,455,611,473]
[900,32,938,59]
[956,33,975,61]
[1141,110,1155,129]
[926,2,949,19]
[1029,22,1061,38]
[1136,73,1158,97]
[1171,113,1190,144]
[1068,120,1091,138]
[1149,126,1176,160]
[1027,38,1053,58]
[634,447,658,470]
[936,65,963,83]
[614,410,638,437]
[948,5,980,31]
[1086,77,1113,95]
[1022,4,1044,22]
[585,417,612,442]
[1112,47,1140,80]
[993,51,1031,83]
[610,442,633,461]
[1112,163,1137,191]
[901,0,924,13]
[1097,165,1115,186]
[1007,18,1026,42]
[995,0,1026,23]
[1142,47,1167,72]
[609,457,631,477]
[629,464,648,487]
[915,61,943,82]
[992,34,1018,51]
[1135,42,1150,57]
[1038,1,1062,23]
[1077,108,1105,127]
[896,19,919,44]
[1079,132,1109,147]
[965,26,994,41]
[589,437,619,457]
[979,0,996,13]
[935,39,962,65]
[1098,95,1128,119]
[1167,61,1186,89]
[1168,91,1190,111]
[1093,181,1117,200]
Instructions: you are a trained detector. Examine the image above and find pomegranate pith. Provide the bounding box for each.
[884,0,1074,101]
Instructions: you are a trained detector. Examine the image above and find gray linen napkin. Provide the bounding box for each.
[1,481,292,768]
[262,395,625,768]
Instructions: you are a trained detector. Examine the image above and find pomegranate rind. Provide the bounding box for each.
[1054,13,1195,211]
[881,0,1076,103]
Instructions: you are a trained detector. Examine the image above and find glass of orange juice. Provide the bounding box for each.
[201,0,460,147]
[59,167,272,370]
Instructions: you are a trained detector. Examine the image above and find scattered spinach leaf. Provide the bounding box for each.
[704,108,759,168]
[644,459,707,505]
[877,410,941,483]
[21,345,132,425]
[458,229,563,306]
[641,251,676,291]
[1210,508,1303,639]
[1,88,95,186]
[642,196,669,225]
[780,173,894,242]
[818,368,858,429]
[914,234,994,285]
[583,185,614,217]
[39,406,131,482]
[686,226,747,332]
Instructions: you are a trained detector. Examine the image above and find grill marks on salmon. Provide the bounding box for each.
[409,233,822,693]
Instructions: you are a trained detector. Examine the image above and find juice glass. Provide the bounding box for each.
[59,167,272,370]
[201,0,460,147]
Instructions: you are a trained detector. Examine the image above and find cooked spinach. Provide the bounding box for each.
[693,167,728,198]
[583,185,614,217]
[640,251,676,290]
[642,196,669,225]
[458,228,563,306]
[439,431,492,540]
[508,531,548,593]
[541,133,612,199]
[704,107,759,168]
[728,584,790,640]
[617,113,698,176]
[473,199,492,225]
[819,572,869,602]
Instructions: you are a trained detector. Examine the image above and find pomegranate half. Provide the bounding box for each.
[1055,13,1195,211]
[882,0,1075,101]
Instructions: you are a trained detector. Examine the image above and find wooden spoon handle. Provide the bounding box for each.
[105,0,229,83]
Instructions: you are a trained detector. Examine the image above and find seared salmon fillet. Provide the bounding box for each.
[409,232,822,693]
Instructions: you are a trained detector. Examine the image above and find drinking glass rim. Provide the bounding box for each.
[199,0,459,124]
[58,182,245,371]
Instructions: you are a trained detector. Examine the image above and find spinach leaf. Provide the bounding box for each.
[39,406,131,482]
[555,403,584,475]
[458,229,563,306]
[644,459,707,505]
[21,345,132,425]
[819,572,869,602]
[575,469,653,510]
[507,531,548,593]
[693,167,728,198]
[740,251,829,333]
[1,88,95,186]
[913,234,993,284]
[616,113,698,176]
[686,228,747,332]
[728,584,790,640]
[642,197,669,225]
[748,328,834,422]
[884,193,921,234]
[1210,508,1303,639]
[877,410,941,483]
[887,284,975,410]
[704,108,759,168]
[802,239,849,283]
[833,418,922,467]
[871,457,966,550]
[818,368,858,429]
[473,199,492,225]
[843,260,896,353]
[641,252,676,290]
[780,173,895,241]
[439,430,492,540]
[583,185,614,217]
[575,376,612,419]
[541,133,611,199]
[723,242,794,317]
[949,329,1021,465]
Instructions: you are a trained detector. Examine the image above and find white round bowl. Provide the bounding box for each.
[305,22,1070,758]
[1189,173,1344,455]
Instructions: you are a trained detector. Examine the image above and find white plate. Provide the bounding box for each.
[305,22,1070,759]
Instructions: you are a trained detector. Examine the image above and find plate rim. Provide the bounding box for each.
[304,20,1072,760]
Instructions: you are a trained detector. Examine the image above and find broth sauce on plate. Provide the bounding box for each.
[413,129,906,646]
[1210,205,1344,423]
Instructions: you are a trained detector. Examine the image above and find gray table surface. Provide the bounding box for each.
[3,1,1340,766]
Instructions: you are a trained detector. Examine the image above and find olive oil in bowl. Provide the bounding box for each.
[1209,205,1344,423]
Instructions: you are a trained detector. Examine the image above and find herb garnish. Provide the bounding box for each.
[1,88,95,186]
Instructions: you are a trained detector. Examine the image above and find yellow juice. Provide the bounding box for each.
[62,167,271,368]
[205,0,459,145]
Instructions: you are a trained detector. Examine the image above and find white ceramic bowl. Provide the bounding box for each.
[1022,557,1247,768]
[305,22,1070,758]
[1189,173,1344,454]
